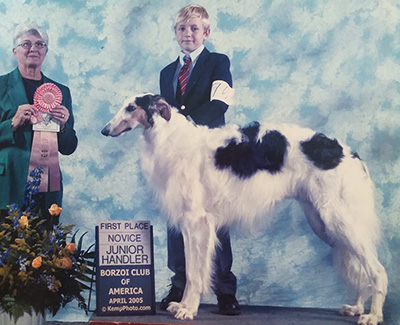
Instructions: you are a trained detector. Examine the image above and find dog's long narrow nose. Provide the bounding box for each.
[101,126,110,136]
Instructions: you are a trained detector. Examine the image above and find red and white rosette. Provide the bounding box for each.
[34,83,63,112]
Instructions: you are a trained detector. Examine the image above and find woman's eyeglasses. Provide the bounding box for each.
[17,41,47,49]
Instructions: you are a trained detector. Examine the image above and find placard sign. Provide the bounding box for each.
[96,221,155,315]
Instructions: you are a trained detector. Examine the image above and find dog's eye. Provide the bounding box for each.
[126,104,136,112]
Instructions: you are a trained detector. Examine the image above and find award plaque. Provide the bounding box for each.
[96,221,156,316]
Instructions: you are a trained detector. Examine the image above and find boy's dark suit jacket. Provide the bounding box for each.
[160,47,232,128]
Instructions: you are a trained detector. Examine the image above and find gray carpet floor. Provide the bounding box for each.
[46,304,360,324]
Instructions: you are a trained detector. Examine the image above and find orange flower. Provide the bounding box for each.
[57,257,73,269]
[18,216,29,229]
[48,204,62,216]
[32,256,42,269]
[65,243,76,254]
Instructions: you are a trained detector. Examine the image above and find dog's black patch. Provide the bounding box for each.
[215,123,288,178]
[301,133,344,170]
[241,121,261,142]
[352,151,361,160]
[135,94,162,127]
[135,94,153,110]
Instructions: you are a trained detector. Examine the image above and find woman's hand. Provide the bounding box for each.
[11,104,37,131]
[50,105,70,130]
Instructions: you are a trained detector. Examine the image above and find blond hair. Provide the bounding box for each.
[174,4,210,31]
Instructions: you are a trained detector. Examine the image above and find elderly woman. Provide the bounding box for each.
[0,23,78,226]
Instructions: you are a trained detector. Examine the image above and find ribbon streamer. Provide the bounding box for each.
[28,131,60,192]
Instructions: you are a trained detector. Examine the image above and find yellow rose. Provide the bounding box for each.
[18,216,29,229]
[32,256,42,269]
[48,204,62,216]
[65,243,76,254]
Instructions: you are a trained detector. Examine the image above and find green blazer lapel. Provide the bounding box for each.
[7,68,29,108]
[7,68,32,145]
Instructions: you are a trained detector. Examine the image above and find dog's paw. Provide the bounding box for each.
[175,307,195,320]
[357,313,383,325]
[166,302,183,314]
[167,302,196,320]
[340,304,364,316]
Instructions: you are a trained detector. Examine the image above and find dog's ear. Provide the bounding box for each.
[153,97,171,121]
[135,94,153,110]
[135,94,157,127]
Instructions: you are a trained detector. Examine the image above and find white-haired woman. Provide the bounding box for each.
[0,22,78,227]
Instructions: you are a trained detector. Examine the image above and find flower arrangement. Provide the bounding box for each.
[0,167,95,321]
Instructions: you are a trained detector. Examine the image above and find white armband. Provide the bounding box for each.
[210,80,235,105]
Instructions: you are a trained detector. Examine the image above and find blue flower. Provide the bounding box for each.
[8,203,21,215]
[40,274,56,291]
[0,249,10,265]
[54,225,64,237]
[24,167,43,202]
[49,234,57,244]
[12,217,19,229]
[18,257,28,272]
[29,167,44,178]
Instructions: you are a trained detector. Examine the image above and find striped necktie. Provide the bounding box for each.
[178,55,191,96]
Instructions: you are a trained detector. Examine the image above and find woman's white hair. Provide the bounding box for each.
[13,22,49,48]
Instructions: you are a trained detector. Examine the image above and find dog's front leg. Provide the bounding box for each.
[167,213,217,320]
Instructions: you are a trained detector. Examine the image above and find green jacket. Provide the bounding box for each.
[0,68,78,209]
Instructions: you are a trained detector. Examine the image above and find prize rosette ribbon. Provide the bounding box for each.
[28,83,63,192]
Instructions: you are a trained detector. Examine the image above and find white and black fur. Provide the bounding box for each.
[102,94,387,324]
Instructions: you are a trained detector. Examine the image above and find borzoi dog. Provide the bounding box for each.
[101,93,387,324]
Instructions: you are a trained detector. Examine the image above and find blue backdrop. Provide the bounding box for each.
[0,0,399,323]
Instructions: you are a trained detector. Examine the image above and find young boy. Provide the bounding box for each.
[159,4,240,316]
